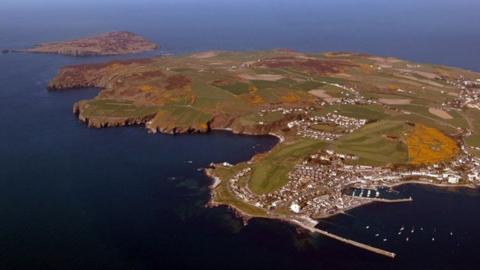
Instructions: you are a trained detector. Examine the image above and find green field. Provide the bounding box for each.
[249,139,326,194]
[332,120,409,166]
[213,81,250,95]
[233,111,285,128]
[78,99,159,118]
[310,123,345,133]
[390,104,469,134]
[150,105,213,131]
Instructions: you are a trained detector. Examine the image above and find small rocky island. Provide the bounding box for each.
[48,50,480,257]
[26,31,158,56]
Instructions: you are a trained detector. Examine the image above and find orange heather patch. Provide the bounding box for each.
[359,64,374,74]
[406,124,459,165]
[387,84,398,91]
[199,123,209,130]
[280,93,299,103]
[139,84,154,92]
[255,57,355,75]
[248,86,265,104]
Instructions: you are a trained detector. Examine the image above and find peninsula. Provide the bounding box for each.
[48,50,480,257]
[25,31,158,56]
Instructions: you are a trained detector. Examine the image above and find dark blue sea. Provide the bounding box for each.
[1,0,479,269]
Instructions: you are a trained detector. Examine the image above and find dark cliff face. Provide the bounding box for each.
[48,68,103,90]
[73,101,157,129]
[48,73,100,90]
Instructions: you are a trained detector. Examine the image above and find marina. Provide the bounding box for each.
[346,187,412,202]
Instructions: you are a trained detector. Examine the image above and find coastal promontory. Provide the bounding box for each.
[25,31,158,56]
[48,50,480,256]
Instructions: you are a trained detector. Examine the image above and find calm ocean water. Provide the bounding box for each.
[1,1,479,269]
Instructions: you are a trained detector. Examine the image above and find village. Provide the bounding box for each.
[287,112,367,141]
[224,145,480,220]
[220,76,480,219]
[443,77,480,110]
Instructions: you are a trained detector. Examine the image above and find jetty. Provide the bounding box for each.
[286,216,396,259]
[371,197,413,203]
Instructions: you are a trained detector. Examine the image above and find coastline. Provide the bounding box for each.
[67,108,478,258]
[205,167,397,258]
[211,127,284,143]
[44,49,480,259]
[204,158,479,258]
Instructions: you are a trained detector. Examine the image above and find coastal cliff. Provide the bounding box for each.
[48,50,480,257]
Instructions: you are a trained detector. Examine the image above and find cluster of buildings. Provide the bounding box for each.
[283,149,480,217]
[260,107,312,116]
[220,76,480,220]
[443,77,480,110]
[320,82,377,105]
[227,167,262,206]
[222,144,480,219]
[287,113,367,141]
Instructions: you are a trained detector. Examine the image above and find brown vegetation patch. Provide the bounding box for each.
[212,79,228,86]
[323,52,356,57]
[256,57,355,75]
[65,58,155,72]
[165,75,191,90]
[384,134,400,141]
[129,70,165,80]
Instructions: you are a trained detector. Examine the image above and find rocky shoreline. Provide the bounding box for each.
[73,102,157,128]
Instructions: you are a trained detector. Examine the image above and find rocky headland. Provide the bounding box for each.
[25,31,158,56]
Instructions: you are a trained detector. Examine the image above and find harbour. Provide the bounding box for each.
[345,187,413,202]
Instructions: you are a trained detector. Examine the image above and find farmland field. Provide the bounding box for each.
[331,120,409,166]
[49,49,480,223]
[249,139,326,194]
